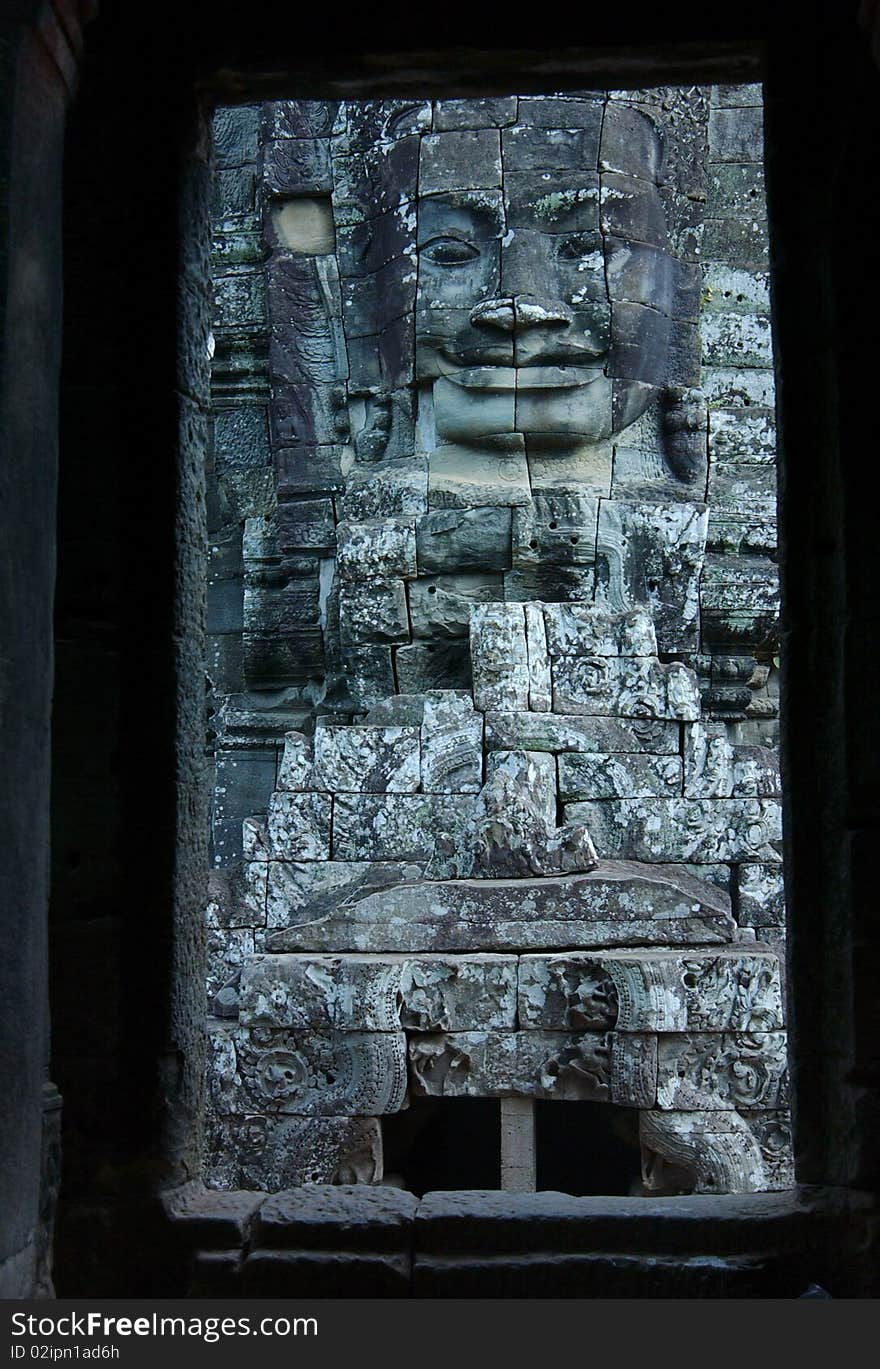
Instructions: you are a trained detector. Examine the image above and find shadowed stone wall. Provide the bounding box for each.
[19,0,877,1296]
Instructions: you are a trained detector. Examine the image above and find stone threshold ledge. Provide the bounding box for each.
[164,1182,851,1297]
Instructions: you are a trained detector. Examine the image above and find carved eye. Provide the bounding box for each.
[557,233,602,263]
[420,236,480,265]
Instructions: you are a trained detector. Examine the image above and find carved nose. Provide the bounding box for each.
[470,295,573,331]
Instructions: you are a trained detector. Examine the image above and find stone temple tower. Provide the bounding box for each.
[205,87,790,1196]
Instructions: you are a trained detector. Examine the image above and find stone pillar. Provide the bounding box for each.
[0,0,93,1299]
[500,1098,536,1193]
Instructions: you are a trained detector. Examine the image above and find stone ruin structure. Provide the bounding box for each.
[205,84,790,1198]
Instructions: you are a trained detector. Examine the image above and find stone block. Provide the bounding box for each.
[605,239,675,312]
[265,859,421,930]
[639,1109,794,1194]
[399,955,518,1031]
[241,1250,411,1297]
[600,174,667,249]
[706,476,776,556]
[517,95,604,129]
[518,954,619,1031]
[212,104,261,167]
[503,565,597,604]
[276,731,315,791]
[684,722,779,798]
[336,518,417,582]
[702,311,772,369]
[243,579,319,636]
[420,691,483,793]
[594,501,707,653]
[206,863,268,927]
[702,367,775,410]
[433,374,513,441]
[164,1181,264,1243]
[338,578,410,647]
[343,645,397,710]
[552,655,701,721]
[213,271,266,329]
[525,440,612,497]
[711,84,763,108]
[511,493,599,570]
[708,105,764,162]
[240,953,403,1030]
[267,101,341,140]
[524,603,552,712]
[332,792,474,875]
[484,710,679,755]
[502,124,601,172]
[314,723,420,793]
[566,796,783,864]
[242,819,270,862]
[266,790,331,861]
[419,130,502,194]
[238,951,518,1032]
[700,553,779,651]
[207,926,255,999]
[558,751,683,800]
[408,1030,655,1106]
[428,441,531,509]
[242,629,325,686]
[609,300,672,384]
[255,1185,417,1250]
[736,863,786,927]
[701,262,770,317]
[416,506,511,574]
[212,749,278,864]
[331,138,420,221]
[515,367,613,438]
[213,404,270,469]
[263,138,332,195]
[656,1032,789,1111]
[342,101,432,152]
[472,749,597,878]
[599,101,664,180]
[701,215,769,271]
[408,573,505,639]
[434,98,519,130]
[541,603,656,658]
[469,602,528,711]
[276,496,336,554]
[265,863,736,954]
[203,1116,382,1192]
[339,457,429,520]
[518,948,783,1034]
[394,641,472,695]
[210,1021,408,1116]
[213,167,257,217]
[409,1030,610,1101]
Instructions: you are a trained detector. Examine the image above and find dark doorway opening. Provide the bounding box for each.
[382,1099,500,1196]
[535,1101,642,1196]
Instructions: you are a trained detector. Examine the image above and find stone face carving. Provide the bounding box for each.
[205,89,790,1199]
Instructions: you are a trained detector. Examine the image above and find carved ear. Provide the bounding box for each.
[660,385,708,486]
